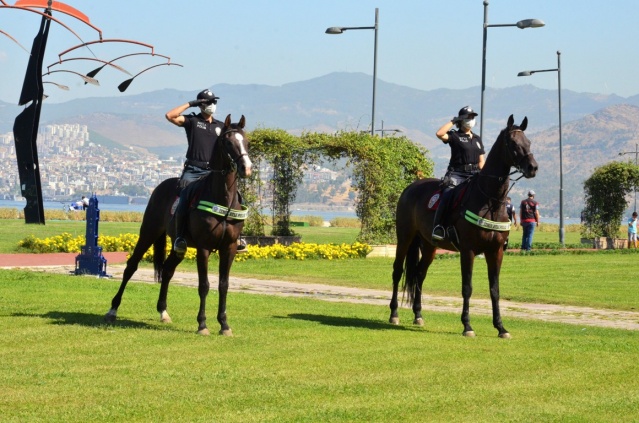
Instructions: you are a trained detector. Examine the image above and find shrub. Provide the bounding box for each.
[330,217,361,228]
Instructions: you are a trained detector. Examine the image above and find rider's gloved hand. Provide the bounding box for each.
[188,99,209,107]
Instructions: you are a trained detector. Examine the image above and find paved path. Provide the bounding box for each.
[1,253,638,331]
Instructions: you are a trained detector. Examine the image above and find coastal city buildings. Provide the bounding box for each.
[0,124,182,201]
[0,123,352,207]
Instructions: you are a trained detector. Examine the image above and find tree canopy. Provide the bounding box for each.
[582,161,639,238]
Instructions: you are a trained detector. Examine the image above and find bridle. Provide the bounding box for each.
[210,127,249,175]
[505,128,533,176]
[474,128,532,203]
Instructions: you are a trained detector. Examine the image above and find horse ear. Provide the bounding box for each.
[520,117,528,131]
[507,115,514,129]
[224,114,232,127]
[239,115,246,129]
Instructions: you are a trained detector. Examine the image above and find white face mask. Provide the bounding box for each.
[200,103,216,116]
[462,118,476,129]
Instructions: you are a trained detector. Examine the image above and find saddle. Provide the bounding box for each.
[171,178,205,216]
[171,177,244,217]
[426,183,469,212]
[427,182,472,250]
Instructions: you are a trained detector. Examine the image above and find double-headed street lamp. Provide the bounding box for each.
[619,144,639,212]
[326,7,379,136]
[518,51,563,246]
[375,120,402,138]
[480,0,545,139]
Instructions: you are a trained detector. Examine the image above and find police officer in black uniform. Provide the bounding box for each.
[432,106,485,242]
[165,89,226,257]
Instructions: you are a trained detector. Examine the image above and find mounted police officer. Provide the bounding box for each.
[432,106,485,242]
[165,89,246,257]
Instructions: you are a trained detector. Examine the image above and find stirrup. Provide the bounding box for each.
[432,225,445,241]
[236,237,248,254]
[173,237,187,258]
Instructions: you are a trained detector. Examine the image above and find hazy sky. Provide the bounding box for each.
[1,0,637,104]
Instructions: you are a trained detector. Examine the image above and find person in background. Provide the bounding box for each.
[432,106,485,242]
[504,196,517,251]
[628,211,638,249]
[165,88,246,257]
[81,195,89,210]
[520,190,540,252]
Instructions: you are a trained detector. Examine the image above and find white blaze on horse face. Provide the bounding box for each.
[233,132,252,176]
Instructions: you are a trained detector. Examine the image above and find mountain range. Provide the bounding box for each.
[2,71,639,217]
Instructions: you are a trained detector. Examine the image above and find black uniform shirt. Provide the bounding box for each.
[182,113,224,163]
[447,129,485,167]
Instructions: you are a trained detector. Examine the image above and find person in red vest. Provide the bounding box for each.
[520,190,540,251]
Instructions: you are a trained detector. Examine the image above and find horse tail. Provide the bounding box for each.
[153,232,167,283]
[402,235,422,306]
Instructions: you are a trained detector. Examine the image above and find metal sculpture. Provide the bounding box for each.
[2,0,182,223]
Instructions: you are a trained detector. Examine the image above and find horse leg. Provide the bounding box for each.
[156,251,182,324]
[390,235,412,325]
[216,247,235,336]
[412,243,436,326]
[460,251,476,337]
[485,250,511,338]
[195,248,211,336]
[104,241,149,323]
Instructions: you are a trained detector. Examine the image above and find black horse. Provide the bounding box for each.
[105,115,252,336]
[390,115,537,338]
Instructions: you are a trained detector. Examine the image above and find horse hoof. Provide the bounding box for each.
[104,309,117,323]
[499,332,511,339]
[219,329,233,337]
[389,317,400,325]
[197,328,210,336]
[413,317,424,326]
[463,331,476,337]
[160,311,172,323]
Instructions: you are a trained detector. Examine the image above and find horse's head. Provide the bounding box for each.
[216,114,252,178]
[502,115,538,178]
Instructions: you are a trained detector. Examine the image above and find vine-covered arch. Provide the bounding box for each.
[243,128,434,244]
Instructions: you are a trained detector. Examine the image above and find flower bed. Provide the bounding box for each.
[18,233,371,262]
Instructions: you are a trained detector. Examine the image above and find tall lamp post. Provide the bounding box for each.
[326,7,378,136]
[619,143,639,212]
[518,51,563,246]
[480,0,544,139]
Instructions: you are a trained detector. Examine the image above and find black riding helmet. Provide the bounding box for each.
[457,106,478,119]
[197,89,219,105]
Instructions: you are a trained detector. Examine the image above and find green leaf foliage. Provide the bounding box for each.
[246,128,434,244]
[582,161,639,238]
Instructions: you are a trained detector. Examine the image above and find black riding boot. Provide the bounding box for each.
[432,188,451,242]
[173,192,188,258]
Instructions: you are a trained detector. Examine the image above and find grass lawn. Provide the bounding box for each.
[1,270,637,422]
[3,220,638,312]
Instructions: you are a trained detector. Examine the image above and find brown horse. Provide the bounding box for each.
[104,114,252,336]
[390,115,537,338]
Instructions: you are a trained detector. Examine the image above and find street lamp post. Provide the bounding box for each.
[326,8,378,136]
[480,0,545,139]
[619,143,639,212]
[518,51,563,246]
